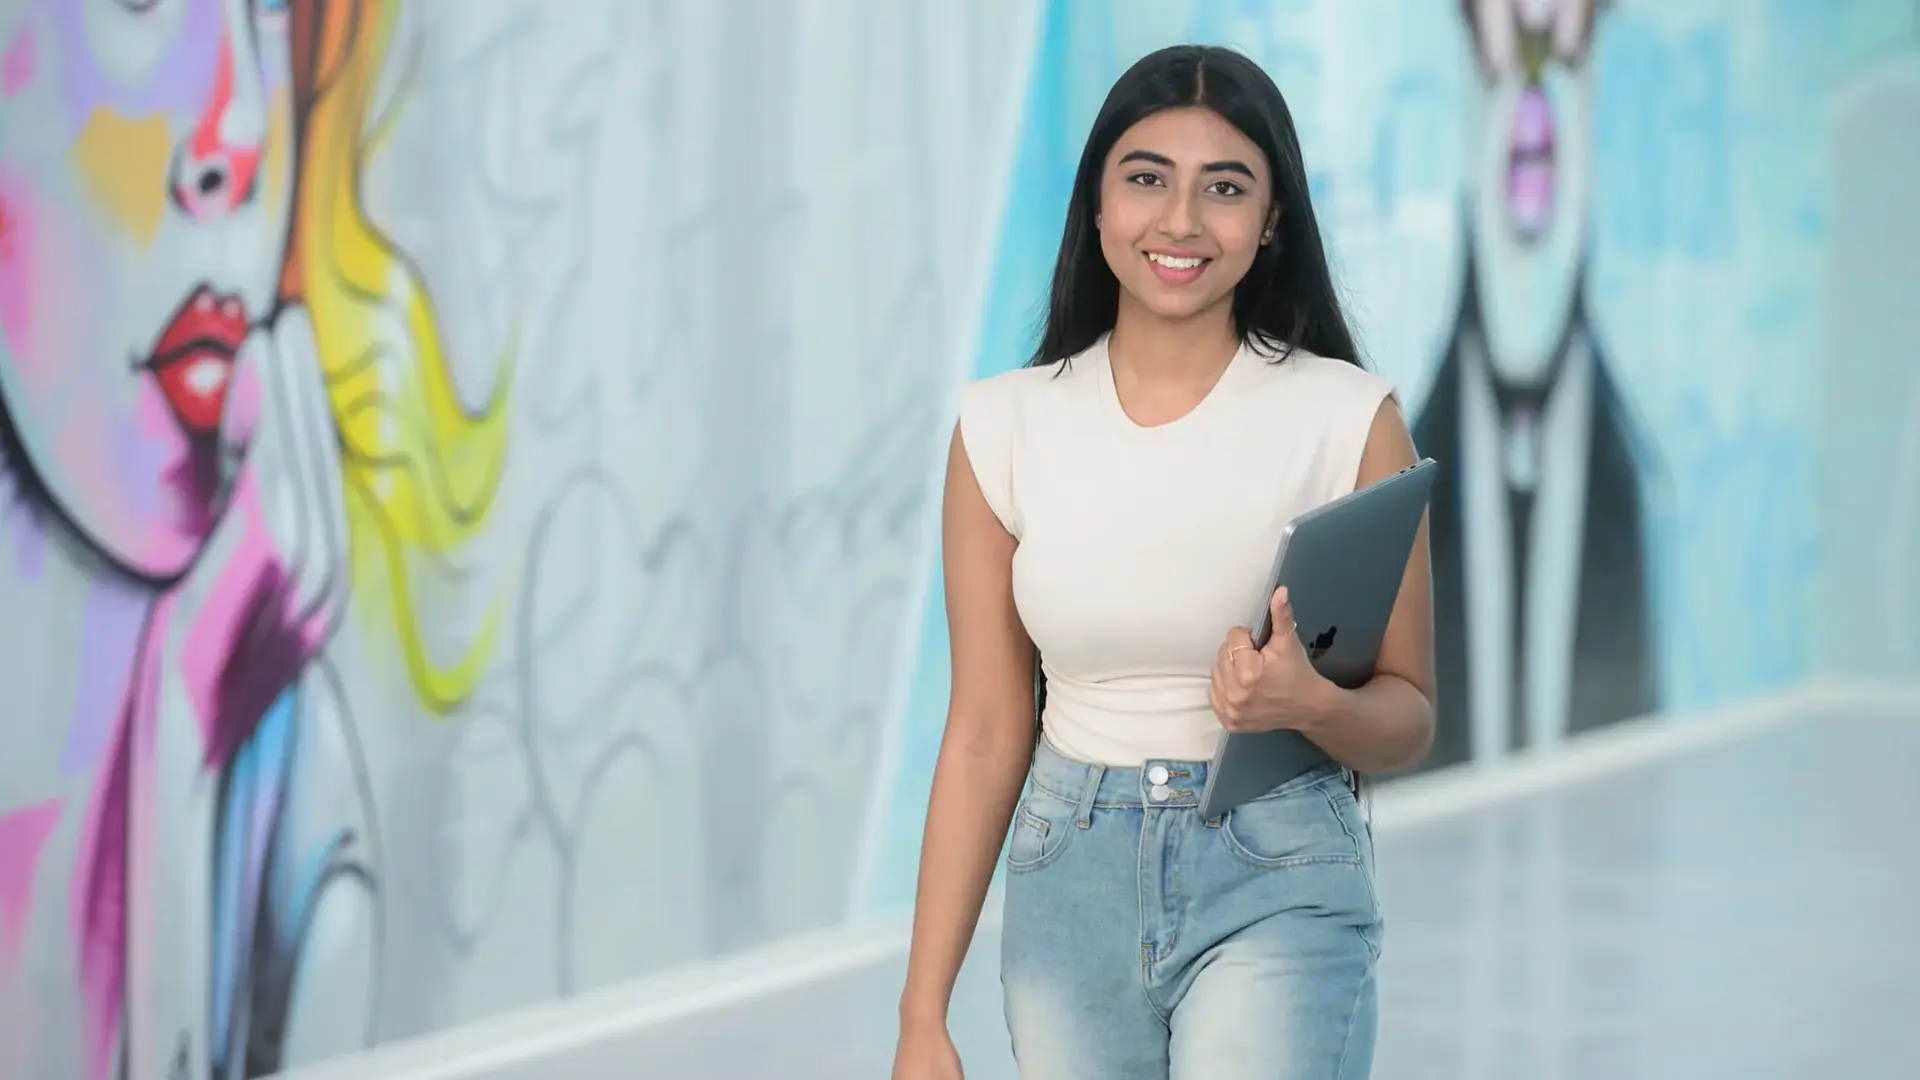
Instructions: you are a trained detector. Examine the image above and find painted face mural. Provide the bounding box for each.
[1407,0,1659,775]
[1462,0,1600,389]
[0,1,507,1076]
[0,0,296,580]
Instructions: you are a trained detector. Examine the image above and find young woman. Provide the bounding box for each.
[893,45,1436,1080]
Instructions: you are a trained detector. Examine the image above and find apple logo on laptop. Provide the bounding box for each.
[1308,626,1337,661]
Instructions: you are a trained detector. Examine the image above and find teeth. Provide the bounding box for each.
[1148,253,1205,270]
[184,357,230,397]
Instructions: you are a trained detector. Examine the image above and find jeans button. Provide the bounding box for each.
[1146,765,1169,786]
[1148,784,1171,803]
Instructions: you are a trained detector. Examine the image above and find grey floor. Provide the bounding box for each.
[1369,703,1920,1080]
[386,697,1920,1078]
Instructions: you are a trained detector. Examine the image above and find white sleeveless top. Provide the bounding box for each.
[959,334,1396,766]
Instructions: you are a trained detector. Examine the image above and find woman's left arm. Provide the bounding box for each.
[1294,396,1436,773]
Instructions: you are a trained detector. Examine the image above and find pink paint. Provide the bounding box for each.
[0,799,61,959]
[178,32,261,220]
[189,30,233,160]
[179,494,273,746]
[71,713,128,1080]
[222,351,264,445]
[122,599,169,1080]
[178,473,327,762]
[0,26,32,97]
[70,595,167,1080]
[0,170,33,363]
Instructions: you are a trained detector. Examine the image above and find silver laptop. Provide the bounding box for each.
[1197,457,1438,820]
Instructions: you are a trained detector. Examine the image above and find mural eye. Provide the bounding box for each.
[254,0,290,14]
[112,0,164,12]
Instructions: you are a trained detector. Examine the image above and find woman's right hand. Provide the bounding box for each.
[892,1017,964,1080]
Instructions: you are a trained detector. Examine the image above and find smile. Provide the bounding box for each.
[1144,250,1211,286]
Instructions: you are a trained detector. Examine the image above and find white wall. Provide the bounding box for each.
[1818,54,1920,682]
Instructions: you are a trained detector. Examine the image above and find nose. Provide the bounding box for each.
[171,33,264,220]
[1158,188,1201,240]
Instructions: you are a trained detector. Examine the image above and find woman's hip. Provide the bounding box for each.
[1000,738,1382,959]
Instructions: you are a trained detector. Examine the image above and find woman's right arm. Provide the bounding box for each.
[897,423,1038,1029]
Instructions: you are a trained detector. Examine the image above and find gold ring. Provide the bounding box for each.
[1228,644,1253,661]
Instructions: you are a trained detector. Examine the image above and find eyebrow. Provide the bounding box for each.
[1117,149,1256,178]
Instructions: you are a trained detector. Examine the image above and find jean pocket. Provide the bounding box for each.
[1005,785,1076,873]
[1220,778,1367,870]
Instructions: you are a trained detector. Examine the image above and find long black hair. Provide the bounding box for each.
[1029,44,1362,370]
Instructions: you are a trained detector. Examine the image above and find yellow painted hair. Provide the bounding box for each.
[284,0,510,711]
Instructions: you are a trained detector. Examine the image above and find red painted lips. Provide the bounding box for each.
[147,285,247,435]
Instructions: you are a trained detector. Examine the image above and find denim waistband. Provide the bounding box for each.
[1028,736,1346,812]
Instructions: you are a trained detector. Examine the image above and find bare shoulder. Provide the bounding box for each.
[1356,391,1418,484]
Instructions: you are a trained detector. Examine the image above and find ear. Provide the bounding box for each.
[1263,204,1283,244]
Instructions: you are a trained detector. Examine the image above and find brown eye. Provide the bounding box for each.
[1127,172,1165,187]
[1209,180,1245,197]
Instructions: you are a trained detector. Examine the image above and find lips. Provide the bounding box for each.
[146,285,248,435]
[1145,250,1211,286]
[1506,85,1556,240]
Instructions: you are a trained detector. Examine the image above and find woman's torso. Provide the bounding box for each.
[960,334,1394,766]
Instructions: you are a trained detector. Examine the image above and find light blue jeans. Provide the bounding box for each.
[999,738,1382,1079]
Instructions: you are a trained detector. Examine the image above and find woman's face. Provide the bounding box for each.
[0,0,295,580]
[1097,107,1276,325]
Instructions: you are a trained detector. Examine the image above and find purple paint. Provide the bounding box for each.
[61,575,151,777]
[204,563,304,769]
[46,0,222,130]
[108,406,170,527]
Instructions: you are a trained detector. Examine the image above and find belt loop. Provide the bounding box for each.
[1074,764,1105,829]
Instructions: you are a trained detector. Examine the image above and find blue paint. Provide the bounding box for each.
[1668,28,1734,258]
[210,685,299,1070]
[868,0,1081,912]
[1595,18,1674,256]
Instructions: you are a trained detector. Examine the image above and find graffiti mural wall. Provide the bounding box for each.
[0,0,1027,1076]
[1,0,1914,1073]
[868,0,1920,910]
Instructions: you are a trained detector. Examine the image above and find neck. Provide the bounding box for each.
[1,461,156,765]
[1108,296,1239,386]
